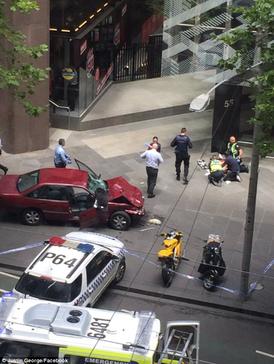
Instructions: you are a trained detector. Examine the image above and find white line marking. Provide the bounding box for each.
[139,227,156,232]
[0,271,20,279]
[256,350,274,358]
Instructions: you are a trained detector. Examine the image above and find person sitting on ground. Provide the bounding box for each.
[223,154,241,182]
[148,136,161,153]
[208,155,224,185]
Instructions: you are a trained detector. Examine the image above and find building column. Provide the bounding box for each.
[211,84,242,153]
[0,0,49,154]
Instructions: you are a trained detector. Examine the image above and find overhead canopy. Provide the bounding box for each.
[50,0,115,34]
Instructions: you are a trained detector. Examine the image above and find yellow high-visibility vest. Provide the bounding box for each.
[210,159,223,172]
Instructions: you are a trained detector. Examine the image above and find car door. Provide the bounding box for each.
[84,251,117,306]
[25,185,71,221]
[74,158,107,194]
[69,186,105,228]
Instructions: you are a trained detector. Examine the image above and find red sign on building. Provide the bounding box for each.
[96,63,113,94]
[122,4,127,16]
[113,24,120,46]
[86,48,94,73]
[80,40,87,55]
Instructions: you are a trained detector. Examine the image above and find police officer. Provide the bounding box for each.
[208,155,224,186]
[223,154,241,182]
[170,127,192,184]
[226,136,243,159]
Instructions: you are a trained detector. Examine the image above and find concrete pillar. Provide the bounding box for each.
[0,0,49,154]
[211,84,242,153]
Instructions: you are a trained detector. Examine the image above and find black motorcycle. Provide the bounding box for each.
[198,235,226,290]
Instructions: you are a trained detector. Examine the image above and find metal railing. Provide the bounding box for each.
[49,99,71,130]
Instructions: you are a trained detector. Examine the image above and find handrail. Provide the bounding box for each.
[49,99,71,130]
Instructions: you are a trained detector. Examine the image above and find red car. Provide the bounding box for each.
[0,159,144,230]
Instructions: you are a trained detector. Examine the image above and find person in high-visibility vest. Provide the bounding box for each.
[208,155,224,186]
[226,136,249,174]
[226,136,243,158]
[226,136,243,168]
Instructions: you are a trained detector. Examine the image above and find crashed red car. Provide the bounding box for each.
[0,159,144,230]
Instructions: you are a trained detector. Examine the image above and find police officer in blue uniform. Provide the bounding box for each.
[170,128,192,184]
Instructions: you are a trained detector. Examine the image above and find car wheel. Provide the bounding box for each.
[113,259,126,283]
[109,211,131,231]
[22,208,43,226]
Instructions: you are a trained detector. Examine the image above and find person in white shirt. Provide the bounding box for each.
[141,143,163,198]
[54,139,71,168]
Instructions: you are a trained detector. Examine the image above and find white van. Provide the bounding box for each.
[0,295,200,364]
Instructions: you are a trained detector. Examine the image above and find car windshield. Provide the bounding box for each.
[17,171,39,192]
[15,273,72,302]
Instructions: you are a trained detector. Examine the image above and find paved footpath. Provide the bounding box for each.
[1,110,274,317]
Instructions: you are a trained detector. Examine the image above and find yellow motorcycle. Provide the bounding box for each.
[158,231,184,287]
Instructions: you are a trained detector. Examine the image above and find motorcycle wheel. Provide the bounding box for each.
[162,261,175,287]
[203,272,216,291]
[173,250,181,270]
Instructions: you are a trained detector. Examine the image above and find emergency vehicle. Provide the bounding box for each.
[13,231,126,306]
[0,295,200,364]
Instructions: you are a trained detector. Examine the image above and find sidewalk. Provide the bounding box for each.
[1,81,274,317]
[52,71,216,130]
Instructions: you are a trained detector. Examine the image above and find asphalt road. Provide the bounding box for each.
[96,290,274,364]
[0,219,274,364]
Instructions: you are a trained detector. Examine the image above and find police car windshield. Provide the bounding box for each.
[15,273,76,302]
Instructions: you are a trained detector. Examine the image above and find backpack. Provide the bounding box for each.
[240,163,249,173]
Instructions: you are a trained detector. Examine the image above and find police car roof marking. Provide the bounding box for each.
[27,244,95,282]
[25,232,124,283]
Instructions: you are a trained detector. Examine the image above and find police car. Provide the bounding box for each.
[13,231,126,306]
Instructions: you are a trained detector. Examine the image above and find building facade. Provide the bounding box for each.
[161,0,255,151]
[0,0,161,152]
[0,0,49,154]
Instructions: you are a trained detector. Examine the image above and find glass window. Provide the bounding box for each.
[27,185,74,201]
[70,187,95,210]
[74,159,107,193]
[70,275,82,300]
[0,340,58,358]
[15,273,82,303]
[86,251,112,284]
[64,356,85,364]
[17,171,39,192]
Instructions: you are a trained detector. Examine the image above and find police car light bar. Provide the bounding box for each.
[77,243,94,254]
[49,236,66,245]
[40,275,53,280]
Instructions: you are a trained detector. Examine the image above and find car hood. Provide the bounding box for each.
[0,175,19,194]
[107,176,143,207]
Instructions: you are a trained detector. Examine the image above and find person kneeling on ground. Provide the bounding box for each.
[208,155,224,186]
[223,154,241,182]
